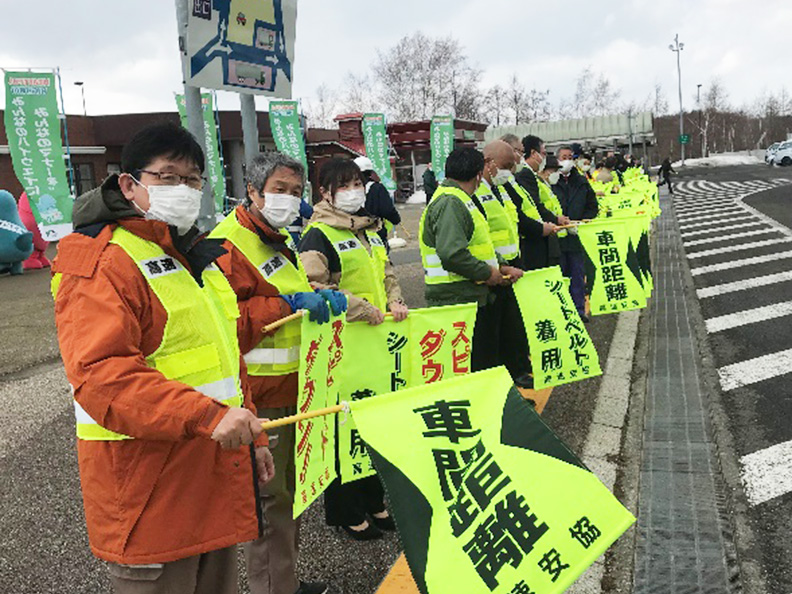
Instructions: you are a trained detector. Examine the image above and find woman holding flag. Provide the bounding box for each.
[299,157,409,540]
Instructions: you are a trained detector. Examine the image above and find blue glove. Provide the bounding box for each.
[281,292,330,324]
[317,289,348,316]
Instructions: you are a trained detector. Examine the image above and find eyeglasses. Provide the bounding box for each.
[137,169,206,190]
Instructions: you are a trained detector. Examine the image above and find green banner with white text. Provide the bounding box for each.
[4,71,73,240]
[337,303,477,483]
[351,367,635,594]
[430,115,454,183]
[513,268,602,390]
[269,100,308,169]
[176,93,226,215]
[361,113,397,193]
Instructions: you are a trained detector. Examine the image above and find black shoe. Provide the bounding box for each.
[295,581,328,594]
[580,313,591,323]
[339,522,383,541]
[370,512,397,531]
[513,373,534,390]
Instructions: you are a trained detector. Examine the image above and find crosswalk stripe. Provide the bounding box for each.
[678,215,757,232]
[740,440,792,507]
[697,271,792,298]
[690,250,792,276]
[675,202,739,214]
[686,238,792,259]
[676,208,748,223]
[705,301,792,333]
[683,228,781,247]
[718,348,792,392]
[681,220,765,238]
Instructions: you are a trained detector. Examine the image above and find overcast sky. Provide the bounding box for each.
[0,0,789,119]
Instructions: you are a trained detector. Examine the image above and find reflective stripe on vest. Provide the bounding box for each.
[304,222,389,311]
[210,208,313,376]
[53,227,245,441]
[419,185,498,285]
[476,182,520,261]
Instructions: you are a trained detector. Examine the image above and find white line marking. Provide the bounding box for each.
[686,238,792,259]
[690,251,792,276]
[681,220,765,238]
[677,209,748,225]
[740,440,792,506]
[697,271,792,298]
[705,301,792,333]
[719,348,792,392]
[683,228,780,247]
[678,215,756,232]
[675,203,739,215]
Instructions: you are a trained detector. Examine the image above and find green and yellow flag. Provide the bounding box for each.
[578,219,647,316]
[337,303,477,483]
[512,269,602,390]
[351,367,635,594]
[294,314,345,518]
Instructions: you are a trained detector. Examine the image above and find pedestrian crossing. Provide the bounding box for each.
[673,177,792,508]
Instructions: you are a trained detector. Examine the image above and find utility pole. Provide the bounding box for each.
[697,83,703,158]
[174,0,215,232]
[74,81,87,116]
[240,93,260,168]
[669,34,685,165]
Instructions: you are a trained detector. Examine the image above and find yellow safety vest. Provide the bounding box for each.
[52,226,244,441]
[305,222,389,311]
[496,179,541,222]
[210,209,313,376]
[419,186,498,285]
[476,181,519,261]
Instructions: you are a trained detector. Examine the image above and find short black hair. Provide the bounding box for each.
[580,153,593,161]
[522,135,544,157]
[604,156,618,170]
[444,147,484,183]
[544,156,560,171]
[121,121,205,174]
[556,145,574,156]
[318,157,363,196]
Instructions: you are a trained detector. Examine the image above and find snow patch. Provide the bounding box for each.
[406,190,427,205]
[671,153,764,168]
[388,237,408,249]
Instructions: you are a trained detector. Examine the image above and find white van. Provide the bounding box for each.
[765,142,781,164]
[771,141,792,166]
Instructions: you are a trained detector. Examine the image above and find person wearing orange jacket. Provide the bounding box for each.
[52,122,275,594]
[211,152,346,594]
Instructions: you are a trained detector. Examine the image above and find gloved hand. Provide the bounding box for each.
[281,292,330,324]
[317,289,348,316]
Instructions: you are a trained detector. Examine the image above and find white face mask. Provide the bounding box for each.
[334,187,366,214]
[538,156,547,172]
[136,181,201,235]
[261,193,301,229]
[559,160,575,174]
[548,172,561,185]
[492,169,513,187]
[580,163,591,172]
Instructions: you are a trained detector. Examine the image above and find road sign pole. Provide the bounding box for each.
[240,93,260,169]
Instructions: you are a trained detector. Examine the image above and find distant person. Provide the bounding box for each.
[422,163,438,203]
[354,156,401,252]
[659,157,676,194]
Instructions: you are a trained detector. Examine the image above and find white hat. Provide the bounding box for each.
[354,156,375,172]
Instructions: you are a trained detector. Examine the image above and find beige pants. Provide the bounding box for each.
[107,546,237,594]
[244,406,299,594]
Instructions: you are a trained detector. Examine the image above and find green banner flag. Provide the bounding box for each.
[361,113,397,193]
[269,100,308,168]
[578,219,647,316]
[176,93,226,215]
[512,269,602,390]
[351,367,635,594]
[430,115,454,183]
[337,303,477,483]
[293,314,345,518]
[4,71,73,240]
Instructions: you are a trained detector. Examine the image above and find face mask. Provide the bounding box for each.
[580,164,591,172]
[261,193,301,229]
[559,160,575,174]
[136,180,201,235]
[538,156,547,172]
[548,172,561,185]
[514,158,526,172]
[492,169,513,187]
[334,187,366,214]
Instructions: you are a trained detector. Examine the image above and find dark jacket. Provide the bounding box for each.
[364,180,400,249]
[509,171,560,270]
[422,168,438,203]
[552,168,599,253]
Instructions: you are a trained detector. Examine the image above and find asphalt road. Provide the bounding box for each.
[0,207,617,593]
[670,164,792,594]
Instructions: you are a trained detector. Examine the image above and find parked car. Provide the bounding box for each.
[765,142,781,164]
[771,141,792,167]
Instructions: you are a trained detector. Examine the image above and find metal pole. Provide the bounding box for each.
[240,93,260,167]
[697,84,703,158]
[671,34,686,165]
[81,85,86,116]
[175,0,214,231]
[211,90,228,213]
[628,108,634,155]
[55,67,77,198]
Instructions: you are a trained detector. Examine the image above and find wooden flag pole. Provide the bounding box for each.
[261,404,345,430]
[262,310,305,333]
[399,223,412,240]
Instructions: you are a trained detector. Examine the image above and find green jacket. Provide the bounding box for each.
[421,180,496,306]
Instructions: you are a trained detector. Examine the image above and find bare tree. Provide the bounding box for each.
[653,83,669,116]
[305,83,339,128]
[338,72,377,114]
[506,74,527,125]
[567,67,622,118]
[484,84,507,126]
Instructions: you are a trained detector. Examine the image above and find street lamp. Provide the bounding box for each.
[697,83,703,158]
[669,34,685,165]
[74,81,87,116]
